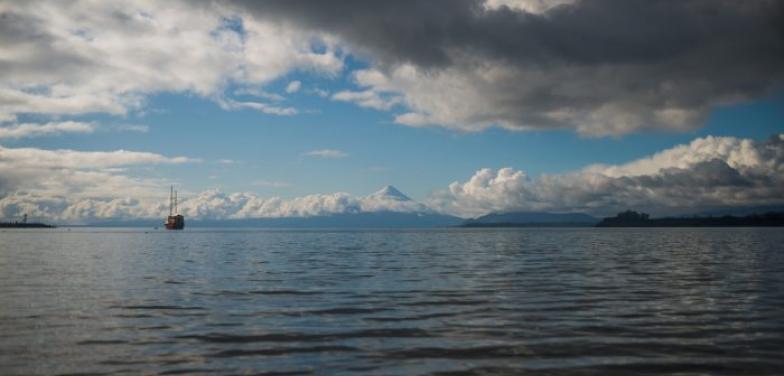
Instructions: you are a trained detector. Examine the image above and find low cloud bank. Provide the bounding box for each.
[0,186,429,223]
[429,134,784,217]
[1,134,782,222]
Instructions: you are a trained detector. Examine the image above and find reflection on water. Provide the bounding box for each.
[1,228,783,375]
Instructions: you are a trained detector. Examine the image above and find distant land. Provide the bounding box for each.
[692,205,784,217]
[597,210,784,227]
[0,222,56,228]
[460,211,599,227]
[457,208,784,228]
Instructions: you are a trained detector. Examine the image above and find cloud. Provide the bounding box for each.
[483,0,577,13]
[0,121,152,140]
[0,1,342,121]
[303,149,348,159]
[233,87,286,101]
[165,185,430,219]
[0,145,197,207]
[181,190,357,219]
[0,182,428,222]
[331,89,402,111]
[428,134,784,217]
[0,193,146,223]
[307,88,330,98]
[5,1,779,135]
[0,121,96,139]
[0,146,195,170]
[285,80,302,93]
[236,0,784,135]
[216,97,297,116]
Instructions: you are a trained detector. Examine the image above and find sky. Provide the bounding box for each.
[0,0,783,222]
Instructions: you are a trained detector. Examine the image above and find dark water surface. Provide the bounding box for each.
[1,227,783,375]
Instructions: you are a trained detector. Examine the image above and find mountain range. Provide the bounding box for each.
[460,211,599,227]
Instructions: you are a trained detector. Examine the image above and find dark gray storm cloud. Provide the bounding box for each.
[233,0,784,134]
[236,0,782,67]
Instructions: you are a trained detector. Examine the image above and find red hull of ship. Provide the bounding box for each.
[165,215,185,230]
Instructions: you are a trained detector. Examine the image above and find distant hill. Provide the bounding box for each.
[691,205,784,217]
[0,222,56,228]
[461,211,599,227]
[597,210,784,227]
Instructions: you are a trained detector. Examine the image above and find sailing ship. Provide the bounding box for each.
[164,186,185,230]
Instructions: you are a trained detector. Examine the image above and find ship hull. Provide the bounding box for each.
[165,215,185,230]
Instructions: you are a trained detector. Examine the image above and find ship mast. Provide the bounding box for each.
[169,185,174,217]
[174,189,178,215]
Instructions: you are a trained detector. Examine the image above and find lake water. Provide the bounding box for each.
[1,227,783,375]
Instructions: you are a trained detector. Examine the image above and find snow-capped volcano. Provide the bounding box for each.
[368,185,412,201]
[361,185,431,213]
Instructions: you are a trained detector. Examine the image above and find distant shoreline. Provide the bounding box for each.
[596,211,784,227]
[459,222,595,228]
[459,223,784,228]
[0,222,56,228]
[456,210,784,228]
[3,211,783,229]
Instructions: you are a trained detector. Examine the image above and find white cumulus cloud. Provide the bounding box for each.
[0,121,96,139]
[0,181,431,222]
[0,0,342,121]
[172,185,430,220]
[429,134,784,217]
[285,80,302,93]
[0,145,197,208]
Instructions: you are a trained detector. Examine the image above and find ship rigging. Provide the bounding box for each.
[165,186,185,230]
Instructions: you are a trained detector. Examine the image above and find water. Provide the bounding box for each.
[1,227,783,375]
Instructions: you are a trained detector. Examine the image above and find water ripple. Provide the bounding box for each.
[1,227,783,375]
